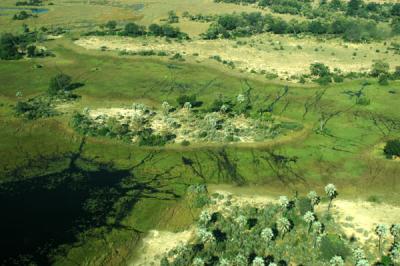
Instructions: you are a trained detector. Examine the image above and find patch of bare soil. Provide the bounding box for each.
[330,200,400,244]
[132,229,194,266]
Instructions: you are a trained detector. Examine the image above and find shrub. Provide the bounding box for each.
[297,197,312,215]
[167,10,179,23]
[139,133,175,146]
[356,97,370,105]
[315,75,332,85]
[48,73,72,95]
[310,63,331,77]
[0,33,21,60]
[13,11,33,20]
[319,234,350,261]
[378,73,389,85]
[123,22,145,36]
[15,97,57,120]
[181,140,190,146]
[177,94,202,107]
[383,139,400,158]
[370,60,389,77]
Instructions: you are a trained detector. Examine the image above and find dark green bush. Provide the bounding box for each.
[383,139,400,158]
[15,97,57,120]
[48,73,72,95]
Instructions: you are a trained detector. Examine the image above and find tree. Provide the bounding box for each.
[370,60,389,77]
[303,211,316,233]
[353,248,369,266]
[167,10,179,23]
[261,227,274,244]
[105,20,117,31]
[307,191,321,211]
[392,3,400,17]
[48,73,72,95]
[329,0,345,11]
[383,139,400,158]
[252,257,265,266]
[278,195,290,212]
[390,242,400,264]
[149,23,162,36]
[378,73,389,85]
[310,62,330,78]
[312,221,324,247]
[324,184,338,212]
[375,224,388,254]
[161,101,171,116]
[277,217,291,239]
[329,255,344,266]
[0,33,20,60]
[27,45,36,57]
[391,224,400,242]
[347,0,364,16]
[124,22,145,36]
[391,18,400,35]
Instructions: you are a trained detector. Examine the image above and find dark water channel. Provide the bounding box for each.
[0,162,133,265]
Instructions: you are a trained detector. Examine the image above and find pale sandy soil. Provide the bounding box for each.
[330,200,400,244]
[132,229,194,266]
[75,35,400,78]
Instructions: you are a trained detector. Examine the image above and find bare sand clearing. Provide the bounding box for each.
[331,200,400,243]
[132,229,194,266]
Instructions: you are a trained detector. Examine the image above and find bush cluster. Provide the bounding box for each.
[0,30,49,60]
[215,0,400,23]
[85,21,189,40]
[16,0,42,6]
[202,12,389,42]
[15,96,58,120]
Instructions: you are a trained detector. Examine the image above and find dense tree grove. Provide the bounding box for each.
[214,0,400,23]
[0,30,40,60]
[202,12,390,42]
[85,21,189,39]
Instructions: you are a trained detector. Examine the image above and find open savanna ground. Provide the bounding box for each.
[75,34,400,78]
[1,0,400,264]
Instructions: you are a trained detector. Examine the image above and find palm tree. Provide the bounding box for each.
[391,224,400,243]
[252,256,265,266]
[261,227,274,245]
[277,217,291,239]
[307,191,321,211]
[353,247,369,266]
[219,258,231,266]
[161,101,170,116]
[312,221,324,247]
[278,195,290,212]
[390,242,400,264]
[329,255,344,266]
[303,211,316,233]
[193,257,205,266]
[234,254,247,266]
[355,259,370,266]
[324,184,338,212]
[375,224,388,254]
